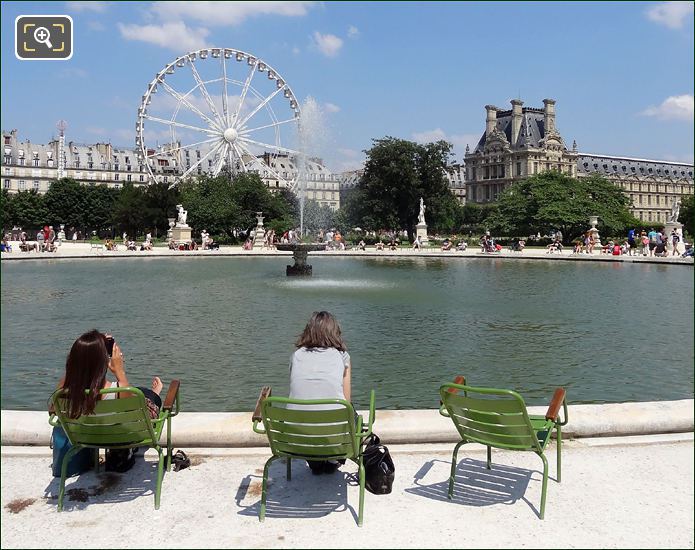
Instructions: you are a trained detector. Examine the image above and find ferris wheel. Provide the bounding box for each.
[136,48,302,187]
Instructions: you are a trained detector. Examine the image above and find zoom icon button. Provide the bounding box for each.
[16,15,73,60]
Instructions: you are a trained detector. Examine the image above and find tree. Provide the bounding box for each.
[143,182,180,238]
[82,185,119,233]
[1,189,14,231]
[346,137,461,240]
[486,171,635,242]
[179,174,239,238]
[111,182,147,237]
[679,194,694,238]
[5,189,47,229]
[44,178,87,228]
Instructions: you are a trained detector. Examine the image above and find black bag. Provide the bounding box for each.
[104,448,137,473]
[362,434,395,494]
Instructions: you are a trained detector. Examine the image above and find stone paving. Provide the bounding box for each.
[2,435,693,548]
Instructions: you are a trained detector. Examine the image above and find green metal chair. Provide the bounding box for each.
[439,376,568,519]
[251,386,376,526]
[48,381,180,511]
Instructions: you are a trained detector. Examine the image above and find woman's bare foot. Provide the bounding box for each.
[151,376,163,395]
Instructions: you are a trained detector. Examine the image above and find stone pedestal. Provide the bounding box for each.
[416,223,429,245]
[172,225,192,243]
[588,216,601,248]
[664,221,685,254]
[253,212,266,248]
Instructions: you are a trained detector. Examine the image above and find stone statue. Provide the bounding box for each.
[417,197,426,225]
[669,198,680,223]
[176,204,188,226]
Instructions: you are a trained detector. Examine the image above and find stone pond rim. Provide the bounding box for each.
[275,243,327,276]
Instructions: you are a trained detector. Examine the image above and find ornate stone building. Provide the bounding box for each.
[464,98,694,223]
[464,99,578,203]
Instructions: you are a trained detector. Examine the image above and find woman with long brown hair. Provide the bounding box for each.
[289,311,352,475]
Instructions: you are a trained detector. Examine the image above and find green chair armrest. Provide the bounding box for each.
[360,390,376,438]
[48,413,60,427]
[252,386,272,423]
[252,419,267,435]
[162,379,181,417]
[545,388,567,424]
[439,403,450,417]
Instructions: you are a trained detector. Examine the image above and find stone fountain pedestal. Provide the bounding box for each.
[664,221,685,255]
[416,222,429,245]
[276,243,326,276]
[172,224,192,243]
[253,212,266,248]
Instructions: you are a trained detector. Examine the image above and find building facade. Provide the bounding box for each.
[464,99,578,204]
[1,129,342,209]
[463,99,694,223]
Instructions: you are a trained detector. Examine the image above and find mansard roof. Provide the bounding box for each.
[578,153,693,181]
[474,108,548,152]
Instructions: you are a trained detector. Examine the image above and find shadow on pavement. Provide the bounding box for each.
[236,458,360,522]
[406,458,543,518]
[42,455,161,511]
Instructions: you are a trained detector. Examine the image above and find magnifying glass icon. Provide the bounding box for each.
[33,26,53,49]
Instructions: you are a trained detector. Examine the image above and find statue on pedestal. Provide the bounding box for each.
[417,197,426,225]
[669,198,681,223]
[176,204,188,227]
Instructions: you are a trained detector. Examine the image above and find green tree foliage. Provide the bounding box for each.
[301,199,336,234]
[111,182,148,237]
[144,182,180,237]
[678,194,694,238]
[44,178,86,227]
[1,189,13,230]
[179,174,239,237]
[486,171,635,242]
[82,185,119,232]
[345,137,462,240]
[5,189,47,229]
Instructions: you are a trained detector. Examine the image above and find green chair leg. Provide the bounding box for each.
[166,416,172,472]
[448,440,467,499]
[154,447,164,510]
[259,456,278,522]
[556,424,562,483]
[57,446,81,512]
[486,446,492,469]
[538,452,549,520]
[286,458,291,481]
[357,457,365,527]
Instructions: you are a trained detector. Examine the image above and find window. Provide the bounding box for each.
[18,180,26,190]
[533,162,538,174]
[492,165,497,178]
[88,162,93,169]
[33,180,40,191]
[114,164,119,171]
[19,158,25,166]
[33,159,39,167]
[484,166,489,179]
[114,173,120,181]
[3,179,9,189]
[163,176,168,183]
[4,136,10,145]
[516,162,521,176]
[471,168,476,181]
[485,185,491,200]
[647,195,652,205]
[3,155,10,164]
[127,174,132,182]
[499,165,505,178]
[139,175,144,182]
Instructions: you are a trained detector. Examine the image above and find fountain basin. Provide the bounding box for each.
[275,243,326,276]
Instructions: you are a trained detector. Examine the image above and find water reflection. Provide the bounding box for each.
[1,257,693,411]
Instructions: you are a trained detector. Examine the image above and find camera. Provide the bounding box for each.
[104,336,115,357]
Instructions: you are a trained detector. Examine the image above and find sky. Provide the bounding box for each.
[1,1,693,172]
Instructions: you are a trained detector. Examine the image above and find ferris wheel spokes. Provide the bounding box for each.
[145,136,220,159]
[237,85,285,131]
[159,80,224,133]
[233,60,258,127]
[221,55,230,128]
[240,117,298,137]
[188,60,225,129]
[177,141,225,184]
[239,136,301,156]
[144,114,218,136]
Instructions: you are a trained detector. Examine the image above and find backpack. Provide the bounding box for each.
[51,426,97,477]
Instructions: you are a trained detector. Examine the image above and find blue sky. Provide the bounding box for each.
[2,1,693,171]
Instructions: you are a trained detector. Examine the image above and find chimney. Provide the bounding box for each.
[511,99,523,144]
[543,98,556,134]
[485,105,498,137]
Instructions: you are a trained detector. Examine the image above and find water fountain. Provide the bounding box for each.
[277,97,328,276]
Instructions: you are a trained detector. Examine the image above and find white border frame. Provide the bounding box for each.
[15,14,74,61]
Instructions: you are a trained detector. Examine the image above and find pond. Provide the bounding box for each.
[1,256,693,411]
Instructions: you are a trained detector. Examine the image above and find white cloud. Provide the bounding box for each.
[65,1,108,12]
[347,25,360,38]
[292,46,301,55]
[87,20,106,31]
[641,94,694,121]
[118,21,210,51]
[311,31,343,57]
[646,1,694,29]
[324,102,341,113]
[149,1,317,26]
[85,126,107,136]
[412,128,448,143]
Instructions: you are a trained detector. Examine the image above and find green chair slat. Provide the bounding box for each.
[62,419,151,436]
[445,393,526,414]
[266,419,350,436]
[64,430,152,446]
[454,424,536,449]
[68,409,148,426]
[271,431,352,447]
[265,406,349,424]
[273,441,353,457]
[453,414,537,438]
[461,408,529,426]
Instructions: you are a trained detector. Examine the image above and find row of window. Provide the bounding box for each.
[3,179,127,191]
[621,182,690,194]
[583,162,692,178]
[631,194,680,207]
